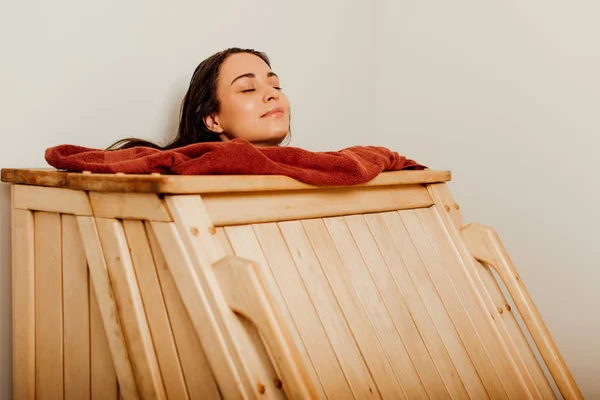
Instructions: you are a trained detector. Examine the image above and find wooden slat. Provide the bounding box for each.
[476,263,556,399]
[76,217,139,400]
[2,168,451,193]
[277,220,379,399]
[427,182,557,399]
[221,225,333,399]
[402,208,532,398]
[62,215,91,400]
[417,208,543,399]
[462,223,582,400]
[305,218,414,399]
[213,255,317,400]
[13,184,92,215]
[148,218,248,400]
[228,225,336,399]
[89,192,171,221]
[145,223,221,400]
[203,184,432,226]
[90,277,118,400]
[11,207,35,400]
[122,220,188,400]
[377,211,490,399]
[95,218,167,400]
[343,214,464,399]
[34,211,64,398]
[364,213,479,399]
[164,195,287,399]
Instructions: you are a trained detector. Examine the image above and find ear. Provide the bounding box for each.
[203,114,224,133]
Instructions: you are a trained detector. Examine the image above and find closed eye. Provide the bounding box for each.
[241,89,255,93]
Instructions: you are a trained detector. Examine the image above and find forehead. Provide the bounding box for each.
[218,53,272,84]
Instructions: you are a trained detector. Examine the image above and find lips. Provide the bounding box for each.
[261,107,284,118]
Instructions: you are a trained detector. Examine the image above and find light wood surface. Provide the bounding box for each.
[462,223,583,400]
[95,218,167,400]
[11,206,35,400]
[122,220,188,400]
[90,277,118,400]
[344,214,464,399]
[90,192,172,221]
[363,212,477,399]
[242,224,344,399]
[427,184,548,399]
[2,168,451,193]
[77,217,139,400]
[203,184,432,226]
[214,255,317,399]
[165,194,290,399]
[34,211,64,399]
[145,223,222,400]
[62,215,91,400]
[305,218,416,399]
[149,219,248,400]
[13,184,92,215]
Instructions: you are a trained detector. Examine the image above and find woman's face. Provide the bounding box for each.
[204,53,291,146]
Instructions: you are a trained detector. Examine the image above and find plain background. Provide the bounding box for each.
[1,0,597,397]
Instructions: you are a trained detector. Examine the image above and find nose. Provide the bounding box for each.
[263,85,280,102]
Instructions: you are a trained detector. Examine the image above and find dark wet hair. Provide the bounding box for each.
[109,47,277,150]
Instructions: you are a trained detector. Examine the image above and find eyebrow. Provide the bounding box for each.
[230,72,278,86]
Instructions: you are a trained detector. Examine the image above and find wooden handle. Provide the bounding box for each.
[213,256,316,400]
[462,223,583,400]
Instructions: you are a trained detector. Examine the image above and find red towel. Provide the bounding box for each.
[45,139,425,186]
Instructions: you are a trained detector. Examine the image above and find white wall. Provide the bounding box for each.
[0,0,375,397]
[375,0,600,397]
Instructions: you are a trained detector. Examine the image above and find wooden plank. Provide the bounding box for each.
[2,168,451,193]
[90,276,118,400]
[427,182,557,399]
[76,216,139,400]
[122,220,189,400]
[476,262,556,399]
[95,218,167,400]
[11,206,35,400]
[149,219,248,400]
[276,220,379,399]
[213,255,317,400]
[34,211,64,399]
[222,225,333,399]
[418,207,543,399]
[343,214,463,399]
[462,223,583,400]
[13,184,92,215]
[224,226,332,399]
[164,194,288,399]
[376,211,490,399]
[89,192,171,221]
[62,214,91,400]
[305,217,414,399]
[402,208,532,398]
[145,223,221,400]
[204,184,433,226]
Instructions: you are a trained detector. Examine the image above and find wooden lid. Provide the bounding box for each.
[1,168,450,194]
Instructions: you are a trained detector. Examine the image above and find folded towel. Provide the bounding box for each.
[45,139,425,186]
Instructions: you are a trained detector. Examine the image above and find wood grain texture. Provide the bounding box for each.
[13,184,91,215]
[62,215,91,400]
[2,168,451,193]
[34,211,64,399]
[11,206,35,400]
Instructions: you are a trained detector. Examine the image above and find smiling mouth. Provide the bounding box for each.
[261,107,284,118]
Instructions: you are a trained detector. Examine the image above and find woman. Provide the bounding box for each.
[110,47,290,150]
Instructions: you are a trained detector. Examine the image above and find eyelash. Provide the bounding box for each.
[241,87,282,93]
